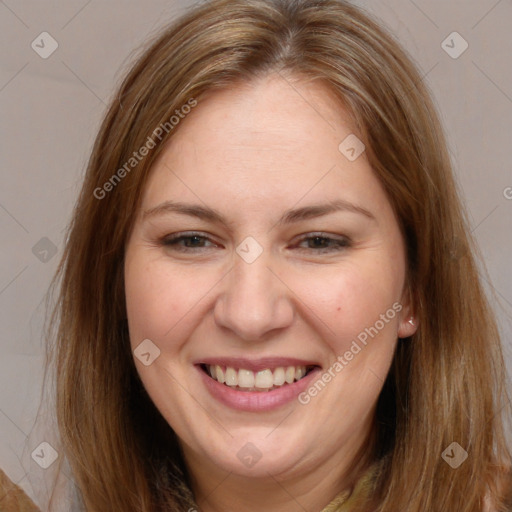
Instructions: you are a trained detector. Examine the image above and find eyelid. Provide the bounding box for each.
[160,231,351,254]
[293,231,350,243]
[292,232,352,252]
[161,231,220,248]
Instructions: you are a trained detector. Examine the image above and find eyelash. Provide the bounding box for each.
[160,231,351,254]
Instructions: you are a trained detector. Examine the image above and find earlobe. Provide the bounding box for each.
[397,283,418,339]
[398,315,418,339]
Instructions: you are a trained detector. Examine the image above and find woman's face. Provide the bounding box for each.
[124,73,416,485]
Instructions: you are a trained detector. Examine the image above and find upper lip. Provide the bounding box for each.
[196,357,321,372]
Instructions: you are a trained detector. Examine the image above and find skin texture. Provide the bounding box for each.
[124,73,417,512]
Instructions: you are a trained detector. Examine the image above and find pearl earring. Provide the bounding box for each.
[408,317,415,326]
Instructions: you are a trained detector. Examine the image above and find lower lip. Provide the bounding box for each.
[197,365,322,412]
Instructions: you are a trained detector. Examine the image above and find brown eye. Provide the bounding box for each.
[295,233,351,253]
[162,232,218,251]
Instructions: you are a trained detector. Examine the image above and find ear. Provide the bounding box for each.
[397,283,418,339]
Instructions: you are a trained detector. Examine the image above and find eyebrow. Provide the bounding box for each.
[142,199,375,226]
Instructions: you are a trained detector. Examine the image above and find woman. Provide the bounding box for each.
[42,0,512,510]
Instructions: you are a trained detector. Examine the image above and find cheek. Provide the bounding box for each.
[297,258,403,356]
[124,255,197,347]
[294,264,401,429]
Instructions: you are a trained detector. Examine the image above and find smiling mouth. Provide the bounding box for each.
[200,364,318,392]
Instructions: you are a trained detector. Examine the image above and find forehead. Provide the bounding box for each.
[137,75,392,226]
[173,73,357,156]
[143,73,371,198]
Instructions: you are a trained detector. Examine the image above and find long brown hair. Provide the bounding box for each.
[44,0,512,510]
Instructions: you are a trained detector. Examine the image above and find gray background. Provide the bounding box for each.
[1,0,511,507]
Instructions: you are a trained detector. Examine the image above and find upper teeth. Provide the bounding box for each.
[207,365,309,391]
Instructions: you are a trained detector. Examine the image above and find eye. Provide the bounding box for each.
[294,233,351,253]
[159,231,351,254]
[161,232,219,251]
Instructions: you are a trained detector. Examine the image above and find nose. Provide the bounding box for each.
[213,248,294,342]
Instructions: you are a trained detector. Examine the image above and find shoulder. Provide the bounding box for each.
[0,467,40,511]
